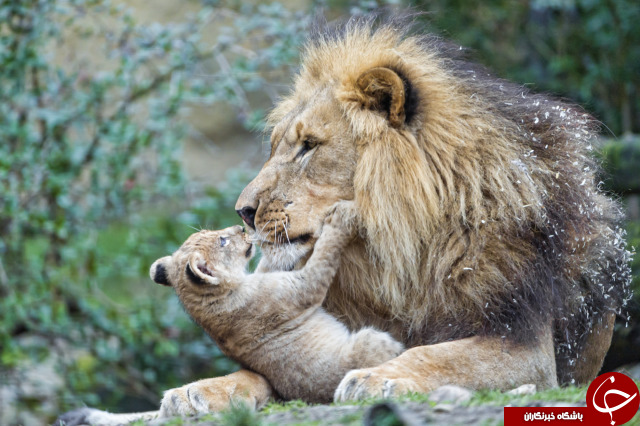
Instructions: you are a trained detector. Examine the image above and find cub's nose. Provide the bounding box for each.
[236,206,256,230]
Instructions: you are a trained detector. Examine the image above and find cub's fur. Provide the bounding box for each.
[150,202,403,403]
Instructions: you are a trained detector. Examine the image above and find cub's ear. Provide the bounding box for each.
[356,67,406,128]
[150,256,173,287]
[186,256,220,286]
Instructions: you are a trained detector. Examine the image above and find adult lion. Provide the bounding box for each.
[57,13,631,425]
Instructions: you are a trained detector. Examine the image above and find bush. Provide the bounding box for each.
[415,0,640,135]
[0,0,209,419]
[0,0,308,421]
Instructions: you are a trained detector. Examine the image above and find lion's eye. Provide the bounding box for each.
[220,237,229,248]
[296,139,317,159]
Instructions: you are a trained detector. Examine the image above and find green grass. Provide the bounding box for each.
[466,386,588,406]
[261,385,591,414]
[240,384,621,426]
[262,400,314,414]
[219,403,262,426]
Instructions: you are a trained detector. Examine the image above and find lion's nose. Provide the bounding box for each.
[236,206,257,230]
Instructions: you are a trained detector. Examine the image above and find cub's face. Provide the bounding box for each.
[150,225,254,297]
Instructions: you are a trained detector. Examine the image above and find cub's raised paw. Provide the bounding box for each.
[333,368,419,402]
[323,200,358,235]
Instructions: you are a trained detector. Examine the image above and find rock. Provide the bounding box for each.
[0,335,70,425]
[0,386,18,425]
[507,384,537,396]
[432,403,455,413]
[18,357,64,398]
[427,385,473,405]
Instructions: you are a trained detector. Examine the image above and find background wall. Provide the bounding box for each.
[0,0,638,424]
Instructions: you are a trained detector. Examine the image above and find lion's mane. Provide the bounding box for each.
[268,13,632,384]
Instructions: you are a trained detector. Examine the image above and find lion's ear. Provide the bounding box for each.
[356,67,406,128]
[150,256,173,287]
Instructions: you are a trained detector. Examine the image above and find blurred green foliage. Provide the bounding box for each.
[0,0,639,423]
[0,0,308,421]
[600,136,640,194]
[415,0,640,136]
[600,137,640,308]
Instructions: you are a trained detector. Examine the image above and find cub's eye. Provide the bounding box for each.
[220,237,229,248]
[296,139,317,159]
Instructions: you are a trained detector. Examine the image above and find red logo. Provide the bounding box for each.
[586,372,639,425]
[504,373,639,425]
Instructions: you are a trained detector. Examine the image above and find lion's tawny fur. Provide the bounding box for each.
[263,14,631,383]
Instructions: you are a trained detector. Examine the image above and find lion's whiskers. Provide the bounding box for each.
[283,219,291,246]
[251,218,293,247]
[255,219,273,243]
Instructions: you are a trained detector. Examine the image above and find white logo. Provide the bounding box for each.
[592,375,638,425]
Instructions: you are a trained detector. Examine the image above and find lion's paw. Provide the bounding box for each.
[159,373,270,418]
[334,368,419,402]
[159,386,198,417]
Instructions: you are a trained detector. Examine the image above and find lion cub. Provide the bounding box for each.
[149,202,404,403]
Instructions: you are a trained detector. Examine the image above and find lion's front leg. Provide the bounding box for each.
[160,369,273,417]
[334,328,557,401]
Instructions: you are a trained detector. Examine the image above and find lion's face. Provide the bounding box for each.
[236,88,357,270]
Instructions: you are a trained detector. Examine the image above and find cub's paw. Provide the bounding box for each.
[352,328,405,366]
[323,200,358,236]
[334,368,419,402]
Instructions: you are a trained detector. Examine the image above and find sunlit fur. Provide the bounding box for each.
[267,13,632,384]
